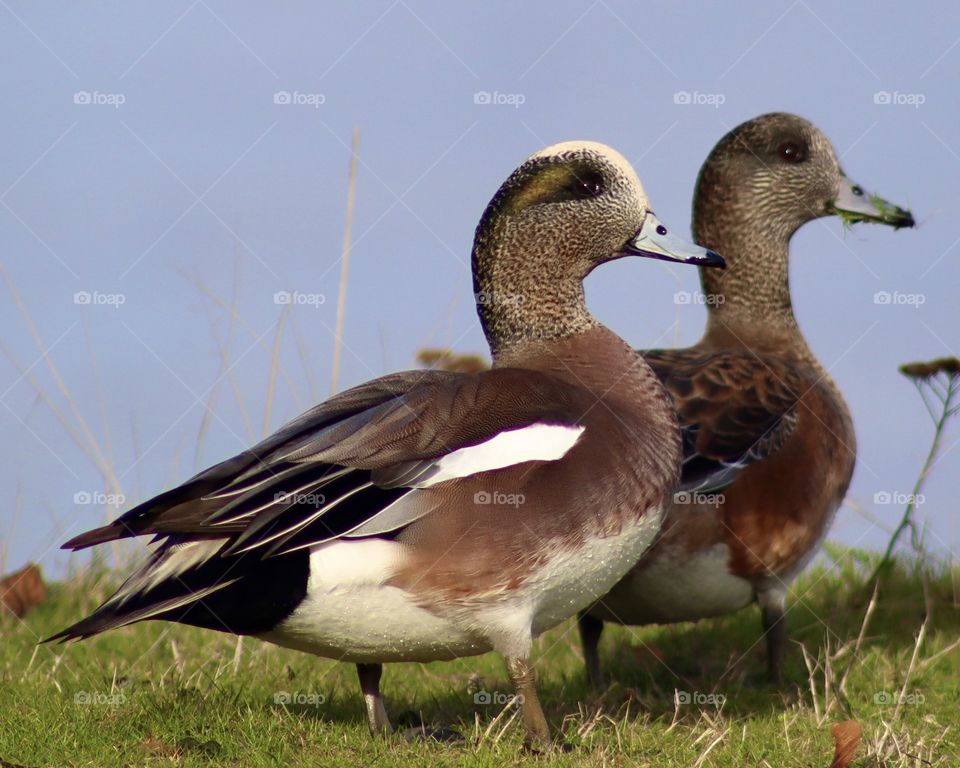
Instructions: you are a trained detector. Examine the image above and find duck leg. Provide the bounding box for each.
[758,588,787,685]
[504,655,551,749]
[356,663,392,736]
[577,611,605,689]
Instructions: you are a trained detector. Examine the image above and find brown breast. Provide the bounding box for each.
[391,325,681,601]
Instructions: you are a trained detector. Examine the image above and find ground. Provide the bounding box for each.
[1,547,957,767]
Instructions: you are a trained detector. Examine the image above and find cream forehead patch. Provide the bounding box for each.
[528,141,646,204]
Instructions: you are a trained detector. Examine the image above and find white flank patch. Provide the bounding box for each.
[262,538,489,663]
[413,423,585,488]
[264,504,665,664]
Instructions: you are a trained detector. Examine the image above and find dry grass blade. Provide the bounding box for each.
[838,580,879,696]
[0,263,120,491]
[262,306,289,437]
[330,127,359,396]
[186,274,303,412]
[195,249,251,462]
[693,729,730,768]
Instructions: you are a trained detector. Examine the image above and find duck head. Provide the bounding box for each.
[695,113,913,324]
[695,113,913,245]
[473,141,723,354]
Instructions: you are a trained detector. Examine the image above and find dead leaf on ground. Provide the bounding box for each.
[139,737,181,758]
[830,719,862,768]
[0,563,47,619]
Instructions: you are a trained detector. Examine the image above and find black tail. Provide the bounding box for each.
[46,546,309,643]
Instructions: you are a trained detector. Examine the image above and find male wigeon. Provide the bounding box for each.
[51,141,723,747]
[580,113,914,686]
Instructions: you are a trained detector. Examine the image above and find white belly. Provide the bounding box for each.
[261,507,664,663]
[259,538,486,663]
[591,543,755,624]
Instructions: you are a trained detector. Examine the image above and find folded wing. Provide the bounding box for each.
[644,348,803,493]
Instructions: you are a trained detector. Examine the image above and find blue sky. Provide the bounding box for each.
[1,1,957,577]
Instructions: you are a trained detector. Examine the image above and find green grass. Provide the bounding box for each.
[2,548,958,767]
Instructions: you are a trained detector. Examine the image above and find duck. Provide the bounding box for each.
[579,113,915,687]
[49,141,724,748]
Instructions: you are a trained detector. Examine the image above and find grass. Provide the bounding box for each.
[2,549,957,766]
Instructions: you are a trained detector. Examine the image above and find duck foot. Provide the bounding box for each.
[504,655,557,751]
[356,663,392,736]
[759,589,787,686]
[577,611,606,690]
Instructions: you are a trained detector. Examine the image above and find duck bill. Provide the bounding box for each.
[827,176,915,229]
[617,212,725,267]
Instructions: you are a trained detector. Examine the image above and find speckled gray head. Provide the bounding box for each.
[473,141,723,355]
[694,113,914,324]
[694,112,915,247]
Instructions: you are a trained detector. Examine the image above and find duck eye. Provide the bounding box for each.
[777,141,806,164]
[656,224,667,236]
[851,185,864,196]
[575,177,603,198]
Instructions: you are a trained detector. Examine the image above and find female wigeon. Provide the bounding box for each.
[580,113,914,686]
